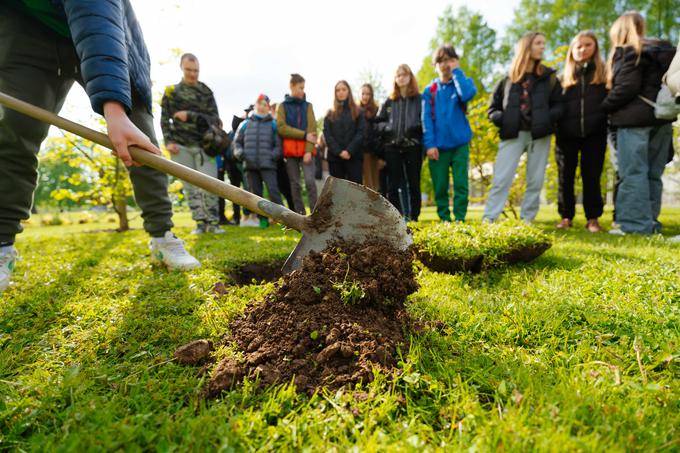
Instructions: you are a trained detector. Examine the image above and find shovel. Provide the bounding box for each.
[0,91,411,272]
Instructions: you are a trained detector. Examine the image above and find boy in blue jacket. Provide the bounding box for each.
[0,0,200,293]
[422,45,477,222]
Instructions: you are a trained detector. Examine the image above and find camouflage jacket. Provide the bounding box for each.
[160,81,219,146]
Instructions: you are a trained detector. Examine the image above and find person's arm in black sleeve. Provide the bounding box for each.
[488,78,505,127]
[347,113,365,156]
[324,115,342,158]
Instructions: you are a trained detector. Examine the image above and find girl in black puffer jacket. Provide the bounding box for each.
[483,32,564,224]
[323,80,365,184]
[375,64,423,221]
[601,12,676,236]
[555,31,608,233]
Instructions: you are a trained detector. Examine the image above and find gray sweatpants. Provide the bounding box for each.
[285,157,318,214]
[483,131,551,222]
[171,145,219,224]
[0,5,173,242]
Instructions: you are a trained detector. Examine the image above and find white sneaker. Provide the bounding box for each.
[239,216,259,228]
[668,235,680,243]
[150,231,201,271]
[609,228,626,236]
[0,245,17,293]
[205,224,225,234]
[191,223,207,235]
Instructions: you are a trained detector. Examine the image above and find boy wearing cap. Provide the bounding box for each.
[233,95,283,228]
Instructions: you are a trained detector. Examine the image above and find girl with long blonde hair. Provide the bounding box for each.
[554,31,608,233]
[601,12,676,235]
[483,32,564,223]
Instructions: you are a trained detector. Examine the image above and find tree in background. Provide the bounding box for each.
[504,0,678,53]
[417,6,500,93]
[354,69,388,104]
[44,132,134,231]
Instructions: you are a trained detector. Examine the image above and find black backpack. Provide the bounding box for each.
[197,115,231,157]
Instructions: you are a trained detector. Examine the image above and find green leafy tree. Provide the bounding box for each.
[504,0,679,55]
[43,132,134,231]
[417,6,500,92]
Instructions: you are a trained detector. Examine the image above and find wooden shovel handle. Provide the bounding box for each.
[0,91,309,232]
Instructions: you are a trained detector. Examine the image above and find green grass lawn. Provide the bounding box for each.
[1,205,679,451]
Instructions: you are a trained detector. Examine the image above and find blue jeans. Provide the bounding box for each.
[615,125,673,234]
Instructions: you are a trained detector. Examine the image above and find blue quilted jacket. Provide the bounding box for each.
[19,0,153,115]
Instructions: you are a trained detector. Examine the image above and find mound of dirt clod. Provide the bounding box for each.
[176,239,418,397]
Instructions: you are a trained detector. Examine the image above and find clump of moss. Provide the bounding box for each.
[411,220,552,274]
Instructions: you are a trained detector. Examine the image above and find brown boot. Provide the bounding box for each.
[585,219,602,233]
[556,218,573,229]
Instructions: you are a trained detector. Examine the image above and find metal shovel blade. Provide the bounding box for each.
[282,176,412,273]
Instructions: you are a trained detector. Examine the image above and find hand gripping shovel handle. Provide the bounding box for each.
[0,91,308,232]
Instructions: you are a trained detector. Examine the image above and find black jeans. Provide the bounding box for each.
[555,133,607,220]
[328,158,363,184]
[384,146,422,221]
[224,158,250,221]
[246,169,282,220]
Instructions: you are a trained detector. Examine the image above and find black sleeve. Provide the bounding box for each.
[488,78,506,127]
[324,115,341,157]
[347,113,365,155]
[601,52,643,113]
[548,75,565,123]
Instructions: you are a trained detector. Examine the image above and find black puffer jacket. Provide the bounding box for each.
[323,103,365,162]
[488,66,564,140]
[601,39,676,128]
[557,62,608,139]
[375,94,423,148]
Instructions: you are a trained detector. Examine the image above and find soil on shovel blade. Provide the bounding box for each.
[176,239,418,397]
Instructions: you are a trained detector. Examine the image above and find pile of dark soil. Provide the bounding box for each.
[176,239,418,397]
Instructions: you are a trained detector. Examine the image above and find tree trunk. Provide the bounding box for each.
[114,196,129,232]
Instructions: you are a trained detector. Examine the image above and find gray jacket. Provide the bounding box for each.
[233,114,282,171]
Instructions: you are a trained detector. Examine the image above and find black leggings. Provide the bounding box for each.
[384,146,422,221]
[555,133,607,220]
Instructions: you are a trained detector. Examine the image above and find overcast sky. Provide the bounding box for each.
[56,0,519,139]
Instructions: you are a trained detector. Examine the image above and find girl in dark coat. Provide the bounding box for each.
[601,12,676,235]
[484,32,564,223]
[376,64,423,221]
[555,31,608,232]
[323,81,365,184]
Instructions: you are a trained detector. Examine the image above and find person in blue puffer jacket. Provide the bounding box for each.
[0,0,200,294]
[422,45,477,222]
[233,94,284,229]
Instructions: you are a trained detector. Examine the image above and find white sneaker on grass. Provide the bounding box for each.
[205,223,225,234]
[668,235,680,243]
[0,245,17,293]
[239,216,259,228]
[150,231,200,271]
[608,228,626,236]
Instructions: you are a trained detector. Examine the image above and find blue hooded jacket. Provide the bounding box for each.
[15,0,153,115]
[421,68,477,150]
